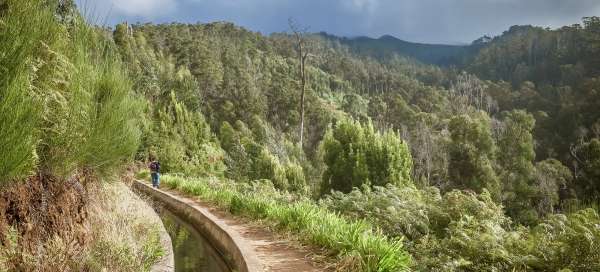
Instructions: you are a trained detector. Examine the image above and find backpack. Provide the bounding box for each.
[150,161,160,172]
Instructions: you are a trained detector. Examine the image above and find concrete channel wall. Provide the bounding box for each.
[135,186,175,272]
[152,217,176,272]
[132,180,263,272]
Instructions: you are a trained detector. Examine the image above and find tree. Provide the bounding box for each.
[150,92,225,177]
[289,18,311,147]
[447,112,500,199]
[533,159,572,216]
[320,119,413,195]
[570,138,600,200]
[583,16,600,73]
[450,72,497,114]
[496,110,538,222]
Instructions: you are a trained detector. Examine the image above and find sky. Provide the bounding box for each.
[76,0,600,44]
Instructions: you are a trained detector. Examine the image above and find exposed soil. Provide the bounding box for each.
[158,187,332,272]
[0,171,91,267]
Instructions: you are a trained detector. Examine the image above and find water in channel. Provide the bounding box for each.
[159,208,232,272]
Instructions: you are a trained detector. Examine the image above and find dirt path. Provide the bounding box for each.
[149,185,329,272]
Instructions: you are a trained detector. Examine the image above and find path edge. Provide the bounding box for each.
[127,182,175,272]
[132,180,263,272]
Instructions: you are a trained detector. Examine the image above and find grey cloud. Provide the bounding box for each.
[77,0,600,44]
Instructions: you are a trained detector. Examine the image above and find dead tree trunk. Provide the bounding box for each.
[289,19,310,148]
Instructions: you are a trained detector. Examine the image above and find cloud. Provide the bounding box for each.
[111,0,177,17]
[76,0,177,21]
[78,0,600,43]
[342,0,379,12]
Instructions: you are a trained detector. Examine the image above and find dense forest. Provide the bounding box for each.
[117,16,600,271]
[2,0,600,270]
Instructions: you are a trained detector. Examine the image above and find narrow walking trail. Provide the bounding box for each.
[136,181,328,272]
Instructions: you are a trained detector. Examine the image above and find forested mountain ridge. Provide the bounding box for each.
[113,17,600,271]
[318,32,481,66]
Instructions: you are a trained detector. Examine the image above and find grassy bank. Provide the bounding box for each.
[85,182,165,272]
[0,182,164,271]
[152,174,410,272]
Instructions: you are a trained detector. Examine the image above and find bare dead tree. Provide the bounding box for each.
[289,18,310,147]
[450,72,497,114]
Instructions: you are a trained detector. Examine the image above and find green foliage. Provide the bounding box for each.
[135,169,150,180]
[448,112,500,199]
[0,0,142,182]
[324,184,521,271]
[0,0,57,181]
[413,192,525,272]
[160,174,411,272]
[323,184,440,241]
[325,183,600,271]
[532,159,572,217]
[149,92,225,177]
[497,110,538,224]
[528,209,600,271]
[572,138,600,200]
[320,119,413,194]
[218,120,308,192]
[36,20,142,178]
[284,162,308,193]
[497,110,536,173]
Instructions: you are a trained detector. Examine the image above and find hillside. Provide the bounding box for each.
[2,0,600,270]
[318,32,482,65]
[116,18,600,271]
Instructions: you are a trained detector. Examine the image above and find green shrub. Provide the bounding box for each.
[528,209,600,271]
[0,0,143,181]
[219,120,308,192]
[0,0,58,182]
[325,182,600,271]
[36,21,143,178]
[320,118,413,195]
[323,184,439,241]
[150,92,225,177]
[284,162,308,193]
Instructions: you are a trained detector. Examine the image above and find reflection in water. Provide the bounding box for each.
[159,208,231,272]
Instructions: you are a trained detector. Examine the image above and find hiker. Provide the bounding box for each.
[149,159,161,188]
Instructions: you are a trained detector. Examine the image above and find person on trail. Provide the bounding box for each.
[149,159,161,189]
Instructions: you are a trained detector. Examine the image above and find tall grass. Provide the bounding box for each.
[0,0,142,182]
[160,175,411,272]
[0,0,59,182]
[39,20,142,177]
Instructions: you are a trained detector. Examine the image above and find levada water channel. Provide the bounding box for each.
[159,208,232,272]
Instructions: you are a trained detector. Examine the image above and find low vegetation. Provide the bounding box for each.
[85,182,165,272]
[159,174,411,272]
[324,185,600,271]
